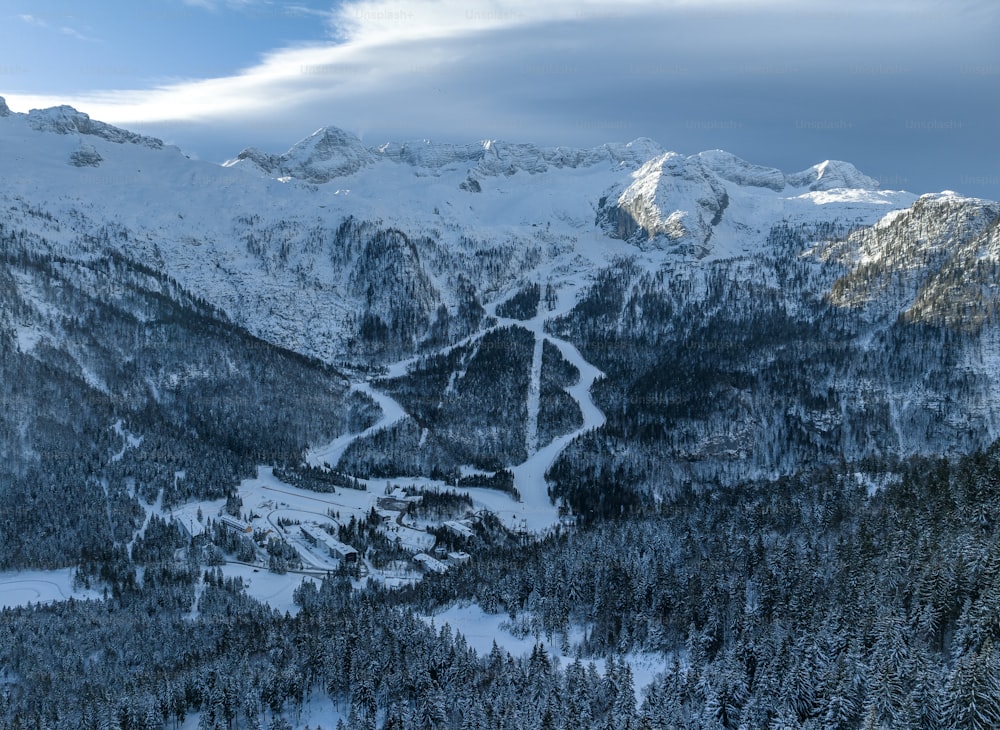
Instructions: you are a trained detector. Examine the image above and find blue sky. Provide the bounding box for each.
[2,0,998,197]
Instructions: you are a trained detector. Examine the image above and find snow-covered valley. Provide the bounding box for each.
[5,98,1000,730]
[5,95,1000,584]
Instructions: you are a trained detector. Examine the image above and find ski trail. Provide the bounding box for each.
[544,337,606,431]
[307,276,606,532]
[482,284,606,530]
[305,381,408,469]
[525,334,544,456]
[128,489,165,558]
[505,331,605,530]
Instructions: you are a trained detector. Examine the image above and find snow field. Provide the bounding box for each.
[425,602,668,705]
[0,569,101,610]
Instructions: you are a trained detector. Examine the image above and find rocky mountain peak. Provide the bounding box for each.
[696,149,786,191]
[25,103,164,148]
[787,159,879,191]
[277,126,374,182]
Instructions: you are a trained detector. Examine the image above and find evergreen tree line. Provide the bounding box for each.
[394,443,1000,729]
[7,444,1000,727]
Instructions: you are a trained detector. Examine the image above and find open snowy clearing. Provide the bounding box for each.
[0,568,101,610]
[426,602,668,702]
[218,564,317,616]
[178,695,346,730]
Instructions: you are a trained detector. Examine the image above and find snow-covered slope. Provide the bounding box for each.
[0,97,923,365]
[6,96,1000,506]
[596,150,913,257]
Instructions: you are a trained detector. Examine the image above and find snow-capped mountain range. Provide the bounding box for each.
[8,95,1000,730]
[4,96,1000,517]
[1,98,923,361]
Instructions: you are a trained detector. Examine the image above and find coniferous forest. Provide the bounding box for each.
[5,446,1000,728]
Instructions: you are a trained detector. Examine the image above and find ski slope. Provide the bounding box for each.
[484,282,608,530]
[295,273,609,533]
[304,381,408,469]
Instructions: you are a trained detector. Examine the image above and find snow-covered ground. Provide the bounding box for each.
[0,97,936,549]
[172,465,377,537]
[179,696,346,730]
[426,602,668,702]
[0,99,945,641]
[0,98,925,368]
[168,465,440,602]
[218,564,316,616]
[0,568,102,609]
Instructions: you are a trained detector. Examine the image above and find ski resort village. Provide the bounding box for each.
[168,466,483,604]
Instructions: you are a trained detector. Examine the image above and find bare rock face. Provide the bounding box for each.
[232,129,666,184]
[596,152,730,256]
[277,126,375,182]
[230,127,376,182]
[231,147,281,174]
[0,97,10,117]
[459,176,482,192]
[374,139,483,169]
[69,143,103,168]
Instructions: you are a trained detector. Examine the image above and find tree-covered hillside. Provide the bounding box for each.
[0,224,376,570]
[6,444,1000,728]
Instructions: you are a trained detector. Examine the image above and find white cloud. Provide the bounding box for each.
[3,0,996,196]
[59,25,100,42]
[0,0,809,123]
[324,0,803,45]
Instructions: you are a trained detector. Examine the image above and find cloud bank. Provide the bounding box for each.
[4,0,998,195]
